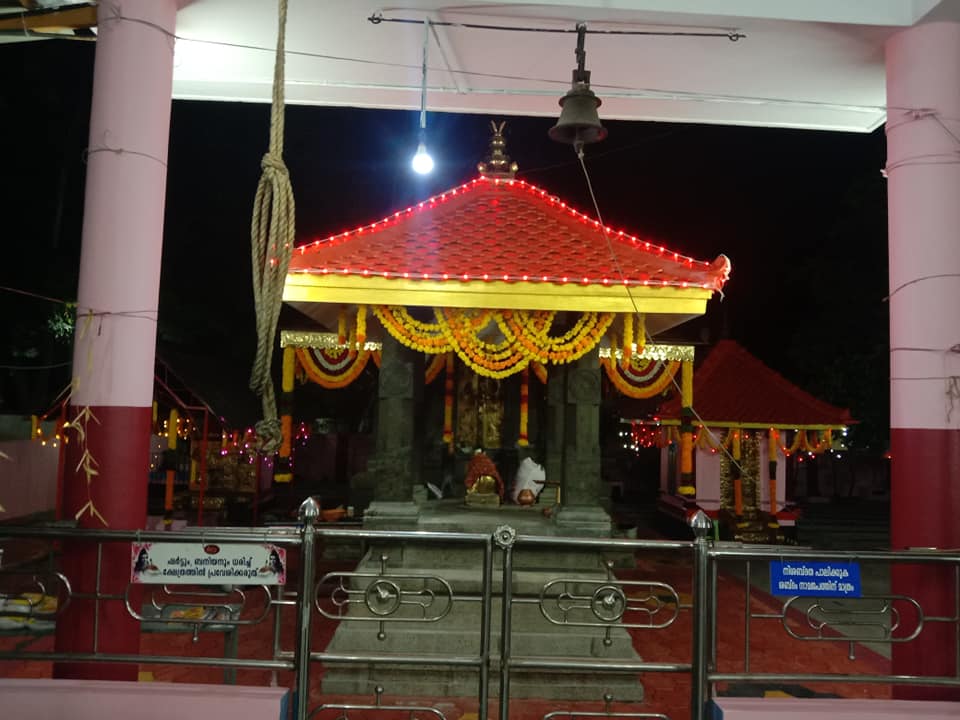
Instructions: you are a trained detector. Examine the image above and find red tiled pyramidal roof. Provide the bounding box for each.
[658,340,852,427]
[289,176,730,289]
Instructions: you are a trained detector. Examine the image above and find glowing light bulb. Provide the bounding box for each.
[411,143,434,175]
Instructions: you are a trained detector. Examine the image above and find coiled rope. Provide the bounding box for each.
[249,0,295,454]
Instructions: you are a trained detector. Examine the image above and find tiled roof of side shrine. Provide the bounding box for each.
[659,340,853,428]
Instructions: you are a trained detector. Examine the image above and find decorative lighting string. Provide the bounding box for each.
[572,144,751,482]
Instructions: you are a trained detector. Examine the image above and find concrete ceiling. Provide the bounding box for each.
[4,1,958,131]
[168,0,958,133]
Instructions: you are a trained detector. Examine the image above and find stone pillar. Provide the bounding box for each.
[544,363,566,500]
[555,353,611,536]
[53,0,177,681]
[886,21,960,700]
[363,334,423,528]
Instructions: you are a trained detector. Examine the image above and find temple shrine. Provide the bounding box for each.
[276,126,730,698]
[279,125,731,536]
[649,339,852,542]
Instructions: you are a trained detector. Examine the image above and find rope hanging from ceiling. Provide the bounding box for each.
[249,0,296,453]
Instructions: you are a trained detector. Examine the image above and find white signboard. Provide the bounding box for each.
[131,542,287,585]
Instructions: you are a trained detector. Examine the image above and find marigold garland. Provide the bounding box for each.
[424,353,447,385]
[531,361,547,384]
[371,305,614,378]
[783,428,831,455]
[600,356,680,399]
[436,308,529,378]
[337,308,347,345]
[732,428,743,515]
[442,353,454,448]
[372,306,451,354]
[622,314,633,368]
[295,345,372,389]
[518,365,530,447]
[657,425,681,448]
[694,426,726,451]
[635,313,646,355]
[499,309,614,364]
[356,304,367,345]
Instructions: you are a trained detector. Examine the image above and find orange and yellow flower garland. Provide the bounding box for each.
[782,428,832,455]
[518,366,530,447]
[531,361,548,384]
[371,305,615,379]
[442,353,454,449]
[371,305,450,354]
[731,428,743,515]
[424,353,447,385]
[295,344,372,389]
[497,309,614,365]
[601,355,680,399]
[435,308,529,378]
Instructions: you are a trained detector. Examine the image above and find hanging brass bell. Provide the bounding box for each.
[548,23,607,148]
[548,79,608,146]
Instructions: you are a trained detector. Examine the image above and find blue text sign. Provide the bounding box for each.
[769,561,861,598]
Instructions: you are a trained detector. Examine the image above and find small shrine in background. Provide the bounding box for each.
[644,339,852,542]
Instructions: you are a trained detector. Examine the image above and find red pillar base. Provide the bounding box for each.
[890,427,960,700]
[54,405,150,681]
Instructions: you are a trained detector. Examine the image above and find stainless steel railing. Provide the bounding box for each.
[2,506,959,720]
[705,542,960,695]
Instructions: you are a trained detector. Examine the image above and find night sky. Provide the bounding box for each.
[1,40,889,449]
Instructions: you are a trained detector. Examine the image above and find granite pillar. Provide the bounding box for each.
[363,334,423,528]
[555,353,611,536]
[544,362,566,502]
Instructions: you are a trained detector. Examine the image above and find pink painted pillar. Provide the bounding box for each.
[886,21,960,700]
[54,0,177,681]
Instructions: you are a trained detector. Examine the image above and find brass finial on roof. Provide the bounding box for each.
[477,121,518,179]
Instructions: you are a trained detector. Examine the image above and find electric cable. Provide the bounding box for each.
[574,143,756,496]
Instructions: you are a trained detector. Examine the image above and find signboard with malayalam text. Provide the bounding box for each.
[131,542,287,585]
[769,560,861,598]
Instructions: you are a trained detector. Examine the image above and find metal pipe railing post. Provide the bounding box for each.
[690,510,712,720]
[494,526,517,720]
[479,536,493,720]
[294,497,320,720]
[709,549,718,699]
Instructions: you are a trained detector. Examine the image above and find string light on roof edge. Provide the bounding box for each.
[411,18,435,175]
[301,176,709,267]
